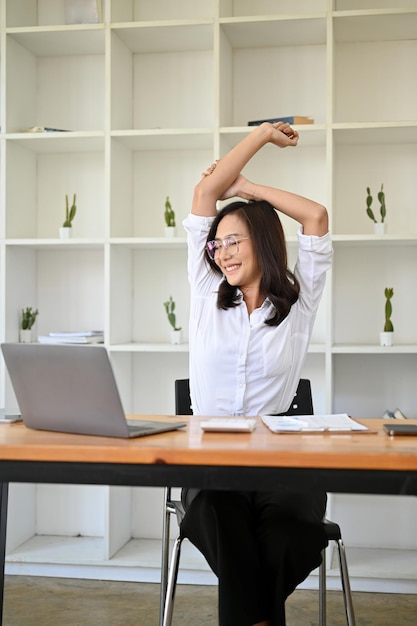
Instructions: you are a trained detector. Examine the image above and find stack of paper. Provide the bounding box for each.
[261,413,368,433]
[38,331,104,344]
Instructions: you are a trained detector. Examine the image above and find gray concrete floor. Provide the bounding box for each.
[3,576,417,625]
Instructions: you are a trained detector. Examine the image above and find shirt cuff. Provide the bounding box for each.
[297,227,332,253]
[183,213,216,232]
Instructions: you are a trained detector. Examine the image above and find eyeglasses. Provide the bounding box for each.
[206,236,250,260]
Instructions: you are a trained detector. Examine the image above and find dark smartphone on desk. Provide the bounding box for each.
[383,423,417,436]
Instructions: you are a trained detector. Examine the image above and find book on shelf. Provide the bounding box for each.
[248,116,314,126]
[24,127,71,133]
[38,335,104,345]
[383,408,408,420]
[49,331,103,338]
[38,331,104,345]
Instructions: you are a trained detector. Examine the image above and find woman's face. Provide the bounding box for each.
[214,213,262,290]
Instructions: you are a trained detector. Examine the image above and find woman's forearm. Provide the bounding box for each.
[192,122,297,216]
[243,181,328,236]
[192,125,270,216]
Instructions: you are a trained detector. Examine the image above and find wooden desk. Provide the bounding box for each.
[0,416,417,624]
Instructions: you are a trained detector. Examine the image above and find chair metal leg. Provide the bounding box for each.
[162,534,184,626]
[160,488,172,626]
[319,547,327,626]
[335,539,356,626]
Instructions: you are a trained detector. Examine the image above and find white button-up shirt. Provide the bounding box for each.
[183,213,333,417]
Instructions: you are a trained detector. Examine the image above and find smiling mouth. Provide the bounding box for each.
[224,263,240,273]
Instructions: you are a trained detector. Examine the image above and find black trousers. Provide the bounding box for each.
[181,489,328,626]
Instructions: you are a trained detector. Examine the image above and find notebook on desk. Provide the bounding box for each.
[1,343,186,439]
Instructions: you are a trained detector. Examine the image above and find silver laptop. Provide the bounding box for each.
[1,343,187,439]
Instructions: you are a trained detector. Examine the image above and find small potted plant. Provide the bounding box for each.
[20,307,39,343]
[164,196,176,237]
[380,287,394,346]
[366,184,386,235]
[164,296,182,344]
[59,193,77,238]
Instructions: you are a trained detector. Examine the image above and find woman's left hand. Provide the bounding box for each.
[201,160,219,178]
[219,174,252,200]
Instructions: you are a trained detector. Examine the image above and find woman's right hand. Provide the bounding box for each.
[262,121,299,148]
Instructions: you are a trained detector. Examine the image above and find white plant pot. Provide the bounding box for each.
[380,331,394,347]
[171,329,182,345]
[19,329,32,343]
[164,226,176,238]
[59,226,72,239]
[374,222,385,236]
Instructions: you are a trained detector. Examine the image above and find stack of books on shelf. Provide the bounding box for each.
[382,408,408,420]
[247,115,314,126]
[38,331,104,345]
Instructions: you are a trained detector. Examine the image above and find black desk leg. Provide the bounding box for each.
[0,482,9,626]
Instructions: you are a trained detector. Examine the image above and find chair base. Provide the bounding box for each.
[161,518,356,626]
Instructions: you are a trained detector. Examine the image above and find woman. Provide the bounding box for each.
[181,122,333,626]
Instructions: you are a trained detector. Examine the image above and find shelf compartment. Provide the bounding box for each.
[5,140,106,239]
[109,246,188,345]
[110,137,212,238]
[4,247,105,348]
[332,246,417,346]
[333,36,417,124]
[5,31,105,133]
[110,28,214,131]
[333,141,417,236]
[7,485,129,564]
[219,20,327,127]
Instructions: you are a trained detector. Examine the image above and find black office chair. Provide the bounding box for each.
[160,379,356,626]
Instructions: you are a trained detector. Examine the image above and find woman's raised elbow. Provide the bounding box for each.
[304,203,328,236]
[192,181,217,216]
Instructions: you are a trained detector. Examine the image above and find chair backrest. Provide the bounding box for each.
[278,379,313,416]
[174,378,313,417]
[175,379,192,415]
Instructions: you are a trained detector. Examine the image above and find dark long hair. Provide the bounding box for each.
[205,200,300,326]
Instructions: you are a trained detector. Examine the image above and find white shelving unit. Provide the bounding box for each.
[1,0,417,591]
